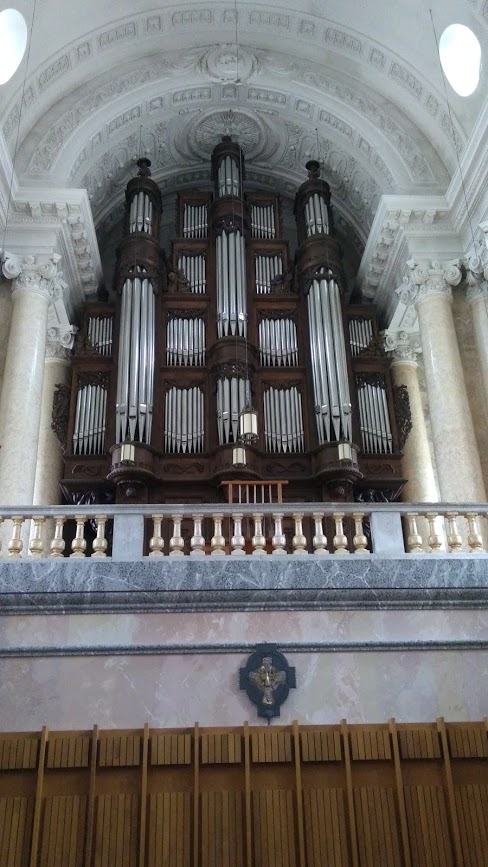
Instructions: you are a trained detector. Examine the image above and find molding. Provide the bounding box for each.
[1,640,488,658]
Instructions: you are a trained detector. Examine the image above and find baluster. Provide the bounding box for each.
[271,512,286,554]
[312,512,328,555]
[8,516,24,558]
[191,514,205,556]
[211,513,226,555]
[406,513,423,553]
[466,512,483,552]
[332,513,348,554]
[70,515,87,557]
[352,513,369,554]
[292,513,307,554]
[446,512,463,552]
[231,513,245,555]
[149,514,165,557]
[50,516,66,558]
[169,514,185,555]
[29,515,46,558]
[252,513,266,555]
[92,515,108,557]
[426,512,442,553]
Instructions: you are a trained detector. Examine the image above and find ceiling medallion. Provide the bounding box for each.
[194,110,262,158]
[240,644,296,723]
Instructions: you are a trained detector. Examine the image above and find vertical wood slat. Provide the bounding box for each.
[29,725,48,867]
[83,725,98,867]
[147,792,191,867]
[292,720,306,867]
[0,796,31,867]
[243,722,252,867]
[39,795,86,867]
[341,720,359,867]
[389,718,412,867]
[94,794,138,866]
[303,788,349,866]
[193,723,199,867]
[138,724,149,867]
[437,717,464,867]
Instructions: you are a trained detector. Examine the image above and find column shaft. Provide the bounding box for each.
[0,287,50,505]
[33,355,71,506]
[417,292,485,502]
[391,360,438,503]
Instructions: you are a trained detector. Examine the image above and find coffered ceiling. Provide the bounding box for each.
[1,0,487,270]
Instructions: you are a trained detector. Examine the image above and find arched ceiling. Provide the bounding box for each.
[2,0,488,251]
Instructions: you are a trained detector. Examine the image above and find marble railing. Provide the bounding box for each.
[0,503,488,559]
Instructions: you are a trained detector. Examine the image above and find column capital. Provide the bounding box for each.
[1,252,67,301]
[383,329,421,363]
[465,236,488,303]
[45,324,77,360]
[396,259,463,308]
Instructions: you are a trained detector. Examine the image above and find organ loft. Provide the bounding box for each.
[61,137,405,507]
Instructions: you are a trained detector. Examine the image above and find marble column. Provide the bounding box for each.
[0,253,66,506]
[385,331,438,503]
[397,261,485,502]
[465,238,488,424]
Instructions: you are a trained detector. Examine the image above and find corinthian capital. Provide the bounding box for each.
[396,259,462,307]
[383,330,421,363]
[46,325,78,359]
[1,252,67,300]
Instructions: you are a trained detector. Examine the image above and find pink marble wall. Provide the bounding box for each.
[0,609,487,730]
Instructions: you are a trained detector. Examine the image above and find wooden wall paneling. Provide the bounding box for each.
[29,725,48,867]
[84,725,98,867]
[243,723,252,867]
[341,720,359,867]
[193,723,199,867]
[437,718,464,867]
[292,720,306,867]
[138,724,149,867]
[389,718,412,867]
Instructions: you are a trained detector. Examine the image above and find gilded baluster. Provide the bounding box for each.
[191,514,205,556]
[92,515,108,557]
[169,514,185,555]
[70,515,87,557]
[149,514,165,556]
[332,513,348,554]
[252,513,266,555]
[406,513,423,553]
[446,512,463,552]
[211,513,226,555]
[50,516,66,558]
[8,516,24,558]
[352,513,369,554]
[29,515,46,557]
[312,512,328,555]
[231,513,245,555]
[292,513,307,554]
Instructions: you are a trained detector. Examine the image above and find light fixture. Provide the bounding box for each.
[238,403,258,444]
[0,9,28,86]
[232,445,247,468]
[120,441,135,463]
[439,24,481,97]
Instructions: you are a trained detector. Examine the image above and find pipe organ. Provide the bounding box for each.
[62,142,404,504]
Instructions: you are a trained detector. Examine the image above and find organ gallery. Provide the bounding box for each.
[62,137,404,505]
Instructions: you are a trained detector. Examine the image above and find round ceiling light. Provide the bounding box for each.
[439,24,481,97]
[0,9,28,86]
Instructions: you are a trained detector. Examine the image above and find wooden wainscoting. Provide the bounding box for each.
[1,720,488,866]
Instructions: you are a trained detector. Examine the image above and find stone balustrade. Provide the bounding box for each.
[0,503,488,559]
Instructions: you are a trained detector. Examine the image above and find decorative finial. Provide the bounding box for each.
[305,159,321,179]
[137,157,152,177]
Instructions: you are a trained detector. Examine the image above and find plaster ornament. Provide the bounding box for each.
[200,44,257,83]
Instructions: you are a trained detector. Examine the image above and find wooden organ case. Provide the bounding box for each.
[62,141,405,505]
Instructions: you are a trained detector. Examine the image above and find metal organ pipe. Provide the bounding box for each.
[216,229,247,338]
[263,387,304,453]
[73,382,107,455]
[183,204,208,238]
[305,194,329,237]
[115,270,155,444]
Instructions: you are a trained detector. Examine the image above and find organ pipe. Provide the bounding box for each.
[251,204,276,239]
[307,276,352,443]
[357,378,393,454]
[73,382,107,455]
[87,316,113,355]
[115,270,155,444]
[166,317,205,366]
[349,317,373,356]
[129,191,154,235]
[258,318,298,366]
[263,387,303,453]
[183,203,208,238]
[164,387,204,454]
[255,255,283,293]
[216,230,247,337]
[216,377,248,445]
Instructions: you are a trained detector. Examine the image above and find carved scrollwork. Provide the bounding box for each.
[357,334,386,358]
[215,214,245,234]
[166,267,190,293]
[161,462,205,475]
[167,308,206,319]
[356,372,386,388]
[51,383,71,451]
[270,267,297,294]
[212,360,254,382]
[77,371,109,389]
[393,384,412,452]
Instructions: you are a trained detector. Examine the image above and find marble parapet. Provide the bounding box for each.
[1,554,488,614]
